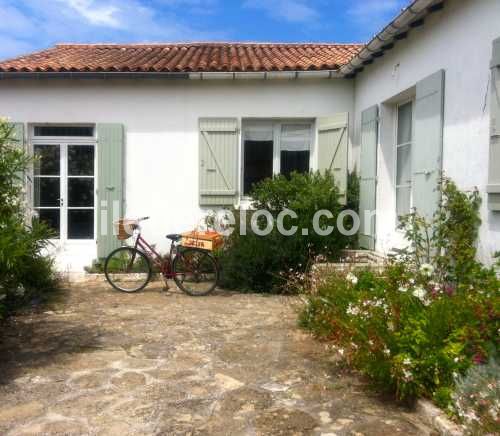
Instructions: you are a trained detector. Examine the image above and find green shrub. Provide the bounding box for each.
[452,358,500,434]
[299,178,500,406]
[0,119,58,318]
[218,171,349,292]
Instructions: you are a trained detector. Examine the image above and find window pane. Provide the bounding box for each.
[34,177,60,207]
[34,126,94,137]
[397,102,413,145]
[243,140,273,195]
[36,209,60,238]
[34,145,60,176]
[68,209,94,239]
[396,186,411,217]
[68,178,94,207]
[68,145,94,176]
[396,144,411,185]
[280,151,310,177]
[280,124,311,151]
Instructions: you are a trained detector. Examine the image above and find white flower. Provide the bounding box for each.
[409,278,415,285]
[383,347,391,356]
[346,304,360,316]
[419,263,434,277]
[14,285,25,297]
[412,287,427,300]
[346,272,358,285]
[398,286,408,293]
[402,368,413,382]
[403,357,412,366]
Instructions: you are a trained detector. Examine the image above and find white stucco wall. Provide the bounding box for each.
[353,0,500,263]
[0,78,354,271]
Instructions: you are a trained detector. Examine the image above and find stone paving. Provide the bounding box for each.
[0,282,435,435]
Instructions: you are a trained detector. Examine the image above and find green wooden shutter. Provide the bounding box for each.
[199,118,238,206]
[97,124,124,259]
[412,70,445,221]
[317,113,348,204]
[488,37,500,211]
[10,123,33,223]
[359,106,378,250]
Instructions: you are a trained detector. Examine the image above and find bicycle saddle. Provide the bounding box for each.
[166,234,182,241]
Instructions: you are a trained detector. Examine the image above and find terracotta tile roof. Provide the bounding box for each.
[0,43,363,73]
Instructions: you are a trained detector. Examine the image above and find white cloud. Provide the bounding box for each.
[243,0,319,24]
[0,0,229,60]
[59,0,121,27]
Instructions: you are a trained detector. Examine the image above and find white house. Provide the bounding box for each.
[0,0,499,273]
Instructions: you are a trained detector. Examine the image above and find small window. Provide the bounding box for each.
[396,101,413,218]
[243,122,274,195]
[34,125,94,137]
[280,124,311,178]
[242,120,311,195]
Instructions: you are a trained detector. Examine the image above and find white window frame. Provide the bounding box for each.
[394,100,414,223]
[240,118,314,199]
[31,125,97,244]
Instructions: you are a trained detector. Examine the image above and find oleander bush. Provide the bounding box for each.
[0,119,58,319]
[299,178,500,412]
[218,171,350,292]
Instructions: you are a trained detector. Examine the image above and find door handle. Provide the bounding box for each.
[106,186,115,191]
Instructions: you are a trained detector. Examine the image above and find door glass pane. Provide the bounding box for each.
[68,178,94,207]
[34,145,60,175]
[68,210,94,239]
[68,145,94,176]
[397,102,413,145]
[243,140,273,195]
[34,177,60,207]
[34,126,94,137]
[396,186,411,217]
[36,209,60,238]
[396,144,411,185]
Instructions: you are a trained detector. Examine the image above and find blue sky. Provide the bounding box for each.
[0,0,408,60]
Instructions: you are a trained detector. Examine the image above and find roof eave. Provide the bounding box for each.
[340,0,445,77]
[0,70,344,80]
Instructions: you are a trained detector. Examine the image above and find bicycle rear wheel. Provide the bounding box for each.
[104,247,152,293]
[172,248,219,296]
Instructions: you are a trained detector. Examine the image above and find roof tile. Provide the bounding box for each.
[0,43,363,74]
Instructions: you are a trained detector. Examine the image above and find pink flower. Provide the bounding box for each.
[472,353,485,365]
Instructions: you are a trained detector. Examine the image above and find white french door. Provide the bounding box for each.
[33,141,96,242]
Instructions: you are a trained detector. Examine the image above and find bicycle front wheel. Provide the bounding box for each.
[104,247,152,293]
[172,248,219,296]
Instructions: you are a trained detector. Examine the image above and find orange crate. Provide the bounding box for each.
[181,230,223,251]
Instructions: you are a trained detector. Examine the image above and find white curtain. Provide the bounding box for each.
[243,122,274,141]
[280,124,311,151]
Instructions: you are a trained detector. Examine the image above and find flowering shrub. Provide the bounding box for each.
[299,178,500,407]
[452,359,500,434]
[300,266,499,403]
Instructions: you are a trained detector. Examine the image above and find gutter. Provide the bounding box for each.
[0,70,342,81]
[340,0,445,77]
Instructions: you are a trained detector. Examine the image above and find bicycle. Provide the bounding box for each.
[104,217,219,296]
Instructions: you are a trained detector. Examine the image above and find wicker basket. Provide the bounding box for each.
[114,219,138,240]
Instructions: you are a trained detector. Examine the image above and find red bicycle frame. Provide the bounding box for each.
[133,233,178,279]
